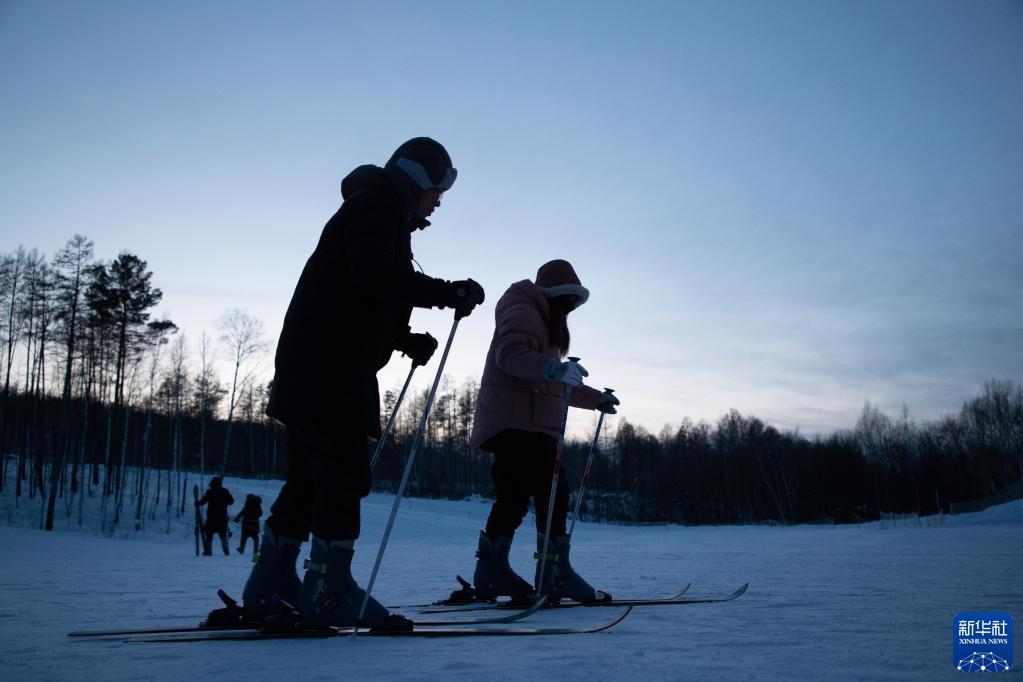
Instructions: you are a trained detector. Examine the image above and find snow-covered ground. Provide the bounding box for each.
[1,474,1021,681]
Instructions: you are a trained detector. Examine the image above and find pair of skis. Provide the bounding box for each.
[117,606,634,642]
[67,595,551,639]
[67,582,748,642]
[68,602,629,643]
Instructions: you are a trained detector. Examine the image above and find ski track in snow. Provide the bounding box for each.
[2,475,1021,681]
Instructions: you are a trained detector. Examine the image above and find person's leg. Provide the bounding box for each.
[484,431,534,541]
[220,529,230,555]
[528,432,610,603]
[473,431,538,598]
[241,426,308,616]
[304,423,367,542]
[526,432,569,539]
[264,426,315,540]
[298,421,396,627]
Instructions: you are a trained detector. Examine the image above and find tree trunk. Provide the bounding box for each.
[135,409,153,530]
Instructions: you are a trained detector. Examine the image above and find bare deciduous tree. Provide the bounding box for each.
[0,247,28,492]
[217,308,268,474]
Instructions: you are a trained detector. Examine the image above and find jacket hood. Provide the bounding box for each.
[496,280,551,324]
[341,164,427,229]
[341,164,389,200]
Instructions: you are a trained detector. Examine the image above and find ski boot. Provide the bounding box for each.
[534,533,612,603]
[240,526,302,620]
[472,531,534,601]
[299,537,411,631]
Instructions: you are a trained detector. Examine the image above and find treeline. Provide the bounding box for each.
[374,379,1023,525]
[2,237,1021,531]
[0,238,276,533]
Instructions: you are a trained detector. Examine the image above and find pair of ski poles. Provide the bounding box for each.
[535,356,614,595]
[360,337,613,619]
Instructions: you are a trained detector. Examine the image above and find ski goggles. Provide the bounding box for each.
[396,157,457,192]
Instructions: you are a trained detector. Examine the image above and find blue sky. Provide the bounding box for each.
[2,0,1021,436]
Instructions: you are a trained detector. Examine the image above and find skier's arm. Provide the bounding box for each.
[569,384,604,409]
[196,493,208,507]
[492,303,552,380]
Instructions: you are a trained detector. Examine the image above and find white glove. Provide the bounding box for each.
[544,358,588,386]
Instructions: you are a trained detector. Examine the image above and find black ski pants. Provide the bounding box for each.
[484,429,570,541]
[264,419,371,542]
[203,524,230,556]
[237,521,260,554]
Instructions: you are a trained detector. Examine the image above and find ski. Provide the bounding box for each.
[67,595,551,638]
[415,582,747,614]
[124,605,633,643]
[69,623,258,638]
[391,579,691,611]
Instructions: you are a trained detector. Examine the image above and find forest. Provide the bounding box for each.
[2,237,1021,532]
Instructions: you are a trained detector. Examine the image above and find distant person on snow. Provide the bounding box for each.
[234,494,263,555]
[240,137,485,629]
[468,259,619,603]
[196,477,234,556]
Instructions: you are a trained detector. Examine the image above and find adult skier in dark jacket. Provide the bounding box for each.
[241,138,485,629]
[196,477,234,556]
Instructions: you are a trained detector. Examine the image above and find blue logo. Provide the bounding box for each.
[953,612,1013,672]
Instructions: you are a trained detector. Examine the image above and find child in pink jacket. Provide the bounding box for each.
[469,259,620,603]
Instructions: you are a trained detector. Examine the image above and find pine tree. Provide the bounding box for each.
[45,235,95,530]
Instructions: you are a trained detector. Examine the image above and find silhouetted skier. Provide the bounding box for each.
[196,477,234,555]
[234,494,263,554]
[468,260,619,603]
[239,137,485,629]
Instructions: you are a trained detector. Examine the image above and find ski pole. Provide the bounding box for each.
[358,318,459,626]
[567,388,613,538]
[369,363,416,472]
[536,356,579,597]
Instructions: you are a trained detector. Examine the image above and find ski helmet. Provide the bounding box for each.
[385,137,457,193]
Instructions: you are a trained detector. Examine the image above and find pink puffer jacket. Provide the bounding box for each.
[469,280,603,451]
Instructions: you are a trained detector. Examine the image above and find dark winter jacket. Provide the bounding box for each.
[197,486,234,530]
[266,165,453,436]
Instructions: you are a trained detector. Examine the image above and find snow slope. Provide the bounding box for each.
[1,475,1021,681]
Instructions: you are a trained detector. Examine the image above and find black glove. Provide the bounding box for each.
[596,390,620,415]
[448,278,485,320]
[396,331,438,367]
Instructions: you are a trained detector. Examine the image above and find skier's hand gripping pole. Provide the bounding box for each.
[358,317,461,627]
